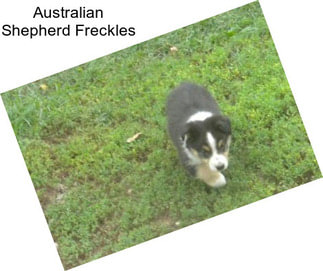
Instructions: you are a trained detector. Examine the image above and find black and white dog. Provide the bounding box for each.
[166,83,231,188]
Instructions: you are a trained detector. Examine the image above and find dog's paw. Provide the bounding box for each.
[212,173,226,188]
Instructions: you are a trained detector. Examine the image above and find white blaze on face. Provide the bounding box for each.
[206,132,228,171]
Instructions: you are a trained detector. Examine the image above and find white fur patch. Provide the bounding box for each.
[213,173,226,188]
[186,111,213,123]
[206,132,228,171]
[206,132,216,152]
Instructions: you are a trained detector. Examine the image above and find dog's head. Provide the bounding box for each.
[182,115,231,171]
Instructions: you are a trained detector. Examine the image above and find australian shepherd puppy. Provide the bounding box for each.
[166,83,232,188]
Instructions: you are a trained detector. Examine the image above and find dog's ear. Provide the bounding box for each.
[181,122,201,142]
[211,115,231,134]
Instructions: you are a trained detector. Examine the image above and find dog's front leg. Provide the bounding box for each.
[196,164,227,188]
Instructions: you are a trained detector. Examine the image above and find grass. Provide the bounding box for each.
[1,2,321,269]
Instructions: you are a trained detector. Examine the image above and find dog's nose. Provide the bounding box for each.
[216,164,225,171]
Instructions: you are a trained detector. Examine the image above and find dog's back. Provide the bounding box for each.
[166,82,221,146]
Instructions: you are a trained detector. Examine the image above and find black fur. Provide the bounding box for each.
[166,82,231,176]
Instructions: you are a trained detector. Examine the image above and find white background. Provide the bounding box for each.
[0,0,322,270]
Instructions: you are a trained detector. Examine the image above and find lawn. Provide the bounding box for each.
[1,2,321,269]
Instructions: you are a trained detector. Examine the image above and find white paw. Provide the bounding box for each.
[213,173,226,188]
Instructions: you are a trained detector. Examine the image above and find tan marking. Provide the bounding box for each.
[190,149,199,158]
[196,162,222,187]
[218,140,224,148]
[202,145,211,152]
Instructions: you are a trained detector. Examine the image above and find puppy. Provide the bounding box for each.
[166,83,231,188]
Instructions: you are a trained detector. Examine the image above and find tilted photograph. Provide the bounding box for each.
[1,2,321,269]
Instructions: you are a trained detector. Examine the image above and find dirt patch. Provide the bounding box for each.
[39,183,68,210]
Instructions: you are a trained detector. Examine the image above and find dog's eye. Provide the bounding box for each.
[201,145,211,156]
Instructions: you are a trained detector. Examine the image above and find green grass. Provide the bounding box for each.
[1,2,321,269]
